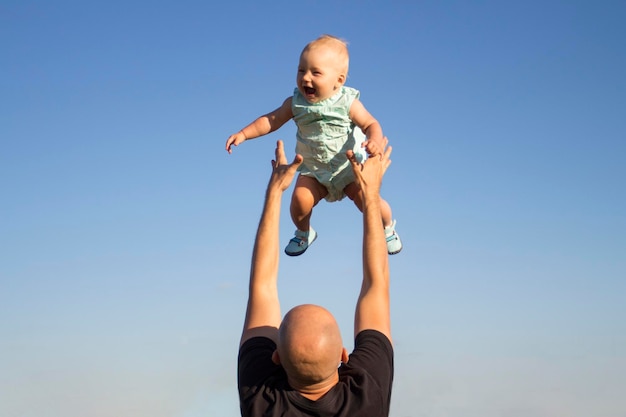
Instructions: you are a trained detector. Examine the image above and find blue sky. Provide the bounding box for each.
[1,1,625,416]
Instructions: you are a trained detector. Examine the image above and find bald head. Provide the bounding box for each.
[277,304,345,386]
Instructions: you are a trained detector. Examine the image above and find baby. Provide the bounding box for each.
[226,34,402,256]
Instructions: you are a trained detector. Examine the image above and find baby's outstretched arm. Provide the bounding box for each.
[225,97,294,154]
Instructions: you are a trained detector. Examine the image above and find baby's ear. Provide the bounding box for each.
[337,73,346,85]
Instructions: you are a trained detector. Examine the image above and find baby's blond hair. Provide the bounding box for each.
[302,34,350,75]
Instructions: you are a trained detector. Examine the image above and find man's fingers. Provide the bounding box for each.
[346,150,360,165]
[292,153,303,166]
[286,154,303,174]
[274,140,287,165]
[380,145,393,174]
[272,142,302,172]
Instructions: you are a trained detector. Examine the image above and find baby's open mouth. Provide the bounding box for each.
[304,87,316,95]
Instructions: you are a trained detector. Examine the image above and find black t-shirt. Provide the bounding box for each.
[238,329,394,417]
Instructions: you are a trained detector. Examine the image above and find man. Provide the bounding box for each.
[238,139,394,416]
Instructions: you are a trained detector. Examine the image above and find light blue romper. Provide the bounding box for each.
[292,86,368,202]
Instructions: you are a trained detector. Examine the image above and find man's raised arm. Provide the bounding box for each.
[240,141,302,346]
[348,141,392,342]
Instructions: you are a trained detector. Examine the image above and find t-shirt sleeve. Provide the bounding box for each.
[348,330,394,397]
[237,337,280,398]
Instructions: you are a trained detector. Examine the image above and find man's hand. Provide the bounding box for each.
[348,136,391,196]
[268,140,303,192]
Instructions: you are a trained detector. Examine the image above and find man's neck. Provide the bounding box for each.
[289,374,339,401]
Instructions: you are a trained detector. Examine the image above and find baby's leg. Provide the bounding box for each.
[344,182,393,228]
[290,175,328,231]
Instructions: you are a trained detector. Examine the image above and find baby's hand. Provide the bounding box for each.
[225,131,247,154]
[363,139,383,157]
[348,137,392,195]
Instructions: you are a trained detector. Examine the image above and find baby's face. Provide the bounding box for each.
[296,46,345,103]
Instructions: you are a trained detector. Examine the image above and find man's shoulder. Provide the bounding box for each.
[239,336,276,355]
[344,330,394,380]
[238,337,284,396]
[355,329,393,350]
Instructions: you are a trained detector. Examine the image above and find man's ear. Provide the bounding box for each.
[272,350,281,365]
[341,347,349,364]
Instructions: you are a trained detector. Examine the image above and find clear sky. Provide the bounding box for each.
[1,1,625,416]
